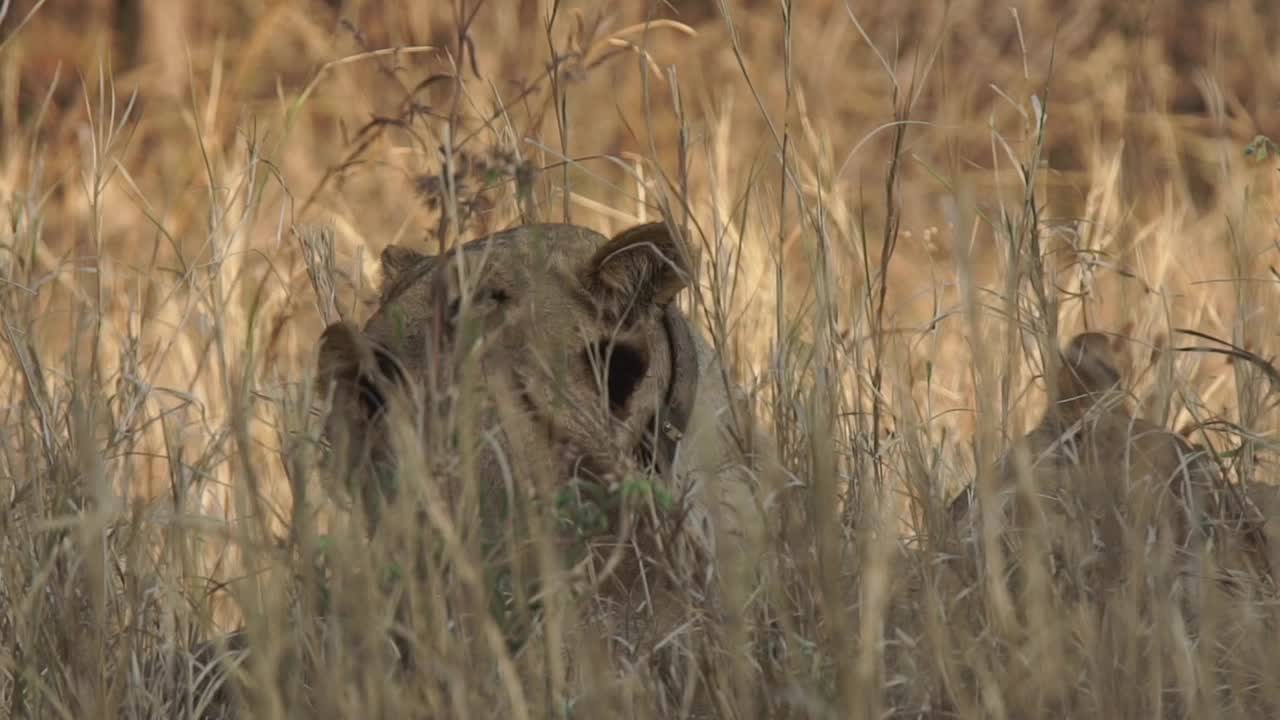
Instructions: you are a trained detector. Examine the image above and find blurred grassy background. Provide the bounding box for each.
[1,0,1279,717]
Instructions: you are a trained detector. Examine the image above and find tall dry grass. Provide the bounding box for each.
[1,0,1279,717]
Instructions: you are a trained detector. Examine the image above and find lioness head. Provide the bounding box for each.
[1055,331,1123,408]
[315,221,698,533]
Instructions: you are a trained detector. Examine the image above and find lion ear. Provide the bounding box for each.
[584,222,691,313]
[380,245,431,289]
[317,321,408,419]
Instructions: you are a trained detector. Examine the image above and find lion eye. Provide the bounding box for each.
[446,289,508,320]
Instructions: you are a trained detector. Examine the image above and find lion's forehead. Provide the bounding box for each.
[386,224,603,302]
[365,224,610,348]
[456,226,599,271]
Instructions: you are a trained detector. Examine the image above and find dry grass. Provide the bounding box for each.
[1,0,1279,717]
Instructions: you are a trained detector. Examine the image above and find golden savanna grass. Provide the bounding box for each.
[1,0,1279,717]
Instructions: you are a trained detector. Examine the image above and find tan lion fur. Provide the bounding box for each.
[314,220,770,715]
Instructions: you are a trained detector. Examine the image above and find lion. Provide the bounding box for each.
[318,220,765,563]
[194,220,771,718]
[328,222,756,517]
[948,331,1273,601]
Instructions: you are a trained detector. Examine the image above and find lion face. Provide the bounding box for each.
[315,222,696,527]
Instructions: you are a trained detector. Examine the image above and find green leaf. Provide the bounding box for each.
[1243,135,1279,164]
